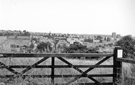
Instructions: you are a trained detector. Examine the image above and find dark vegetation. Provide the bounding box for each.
[84,38,93,43]
[37,42,52,53]
[115,36,135,85]
[0,30,30,36]
[64,42,99,53]
[63,42,100,59]
[115,35,135,59]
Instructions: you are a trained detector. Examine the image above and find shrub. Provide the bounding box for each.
[115,35,135,58]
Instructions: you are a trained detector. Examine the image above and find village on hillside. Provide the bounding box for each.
[0,30,122,53]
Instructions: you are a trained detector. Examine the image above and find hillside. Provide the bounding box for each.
[1,38,30,53]
[0,36,8,52]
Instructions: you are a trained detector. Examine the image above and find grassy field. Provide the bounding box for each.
[0,38,134,85]
[0,57,135,85]
[120,63,135,85]
[0,57,113,85]
[0,38,30,53]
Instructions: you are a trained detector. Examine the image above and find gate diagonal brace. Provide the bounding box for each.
[58,55,112,85]
[57,57,100,85]
[67,55,112,85]
[83,55,112,75]
[6,57,49,82]
[0,62,20,75]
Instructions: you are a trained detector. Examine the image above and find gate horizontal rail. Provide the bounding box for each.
[0,65,113,68]
[0,74,113,78]
[0,53,113,58]
[117,58,135,64]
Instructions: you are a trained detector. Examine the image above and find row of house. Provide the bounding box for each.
[31,32,122,45]
[0,30,122,46]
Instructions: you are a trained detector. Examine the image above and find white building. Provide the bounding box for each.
[67,38,83,44]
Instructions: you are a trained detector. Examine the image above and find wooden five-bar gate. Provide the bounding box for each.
[0,47,134,85]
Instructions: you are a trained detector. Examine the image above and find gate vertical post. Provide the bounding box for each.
[51,57,55,84]
[113,47,123,85]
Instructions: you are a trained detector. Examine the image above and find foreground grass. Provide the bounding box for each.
[0,57,113,85]
[0,57,135,85]
[119,63,135,85]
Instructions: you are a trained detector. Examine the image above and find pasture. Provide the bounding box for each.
[0,53,135,85]
[0,37,135,85]
[0,38,30,53]
[0,56,113,85]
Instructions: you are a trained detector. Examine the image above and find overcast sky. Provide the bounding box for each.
[0,0,135,36]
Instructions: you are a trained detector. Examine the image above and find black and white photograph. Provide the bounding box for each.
[0,0,135,85]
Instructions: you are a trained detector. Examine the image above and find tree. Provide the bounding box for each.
[86,47,99,53]
[96,36,102,40]
[46,42,53,52]
[37,42,53,53]
[65,42,87,53]
[31,38,39,43]
[84,38,93,43]
[56,40,69,53]
[115,35,135,58]
[23,30,30,36]
[37,42,47,53]
[107,37,111,42]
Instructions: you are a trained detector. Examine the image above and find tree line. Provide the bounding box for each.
[0,30,30,36]
[115,35,135,59]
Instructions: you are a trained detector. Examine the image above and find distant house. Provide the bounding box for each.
[54,36,67,40]
[67,38,83,44]
[56,40,70,47]
[93,40,100,43]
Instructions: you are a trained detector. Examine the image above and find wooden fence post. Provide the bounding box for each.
[51,57,55,84]
[113,46,123,85]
